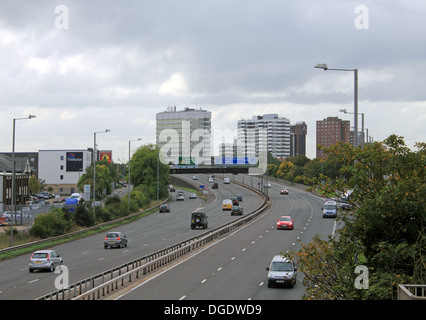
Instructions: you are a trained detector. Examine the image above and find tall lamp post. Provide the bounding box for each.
[128,138,142,211]
[10,114,36,246]
[314,63,359,149]
[93,129,110,217]
[339,108,365,149]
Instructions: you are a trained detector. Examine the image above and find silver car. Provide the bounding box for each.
[29,250,63,273]
[104,231,128,249]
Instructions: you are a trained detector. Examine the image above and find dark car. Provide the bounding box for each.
[236,195,242,202]
[230,197,239,206]
[211,182,218,189]
[159,204,170,213]
[190,212,208,229]
[231,206,243,216]
[104,232,128,249]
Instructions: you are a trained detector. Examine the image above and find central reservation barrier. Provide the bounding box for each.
[37,177,271,300]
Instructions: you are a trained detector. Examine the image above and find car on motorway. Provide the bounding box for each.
[189,193,197,199]
[192,175,198,180]
[231,205,243,216]
[29,249,63,273]
[266,255,297,288]
[169,185,175,192]
[208,177,214,182]
[280,189,289,195]
[190,212,208,229]
[176,192,185,201]
[236,195,242,202]
[104,232,128,249]
[159,204,170,212]
[276,216,294,230]
[322,200,338,218]
[222,199,233,210]
[230,196,239,206]
[212,182,218,189]
[224,177,230,184]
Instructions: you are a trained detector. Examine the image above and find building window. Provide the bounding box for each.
[60,165,64,170]
[60,155,64,161]
[60,175,64,180]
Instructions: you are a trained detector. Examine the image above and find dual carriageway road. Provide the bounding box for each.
[0,174,336,300]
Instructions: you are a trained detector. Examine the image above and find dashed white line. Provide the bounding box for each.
[28,279,39,284]
[201,279,207,283]
[179,295,186,300]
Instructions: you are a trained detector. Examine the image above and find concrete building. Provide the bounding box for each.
[290,121,307,157]
[238,114,291,159]
[316,116,350,158]
[38,149,92,195]
[156,107,212,166]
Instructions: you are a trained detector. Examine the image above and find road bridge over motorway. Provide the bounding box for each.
[169,167,250,174]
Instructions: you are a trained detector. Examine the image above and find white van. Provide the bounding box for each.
[322,200,338,218]
[266,255,297,288]
[224,177,230,184]
[222,199,232,210]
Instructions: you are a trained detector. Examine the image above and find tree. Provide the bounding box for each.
[276,161,294,179]
[130,144,169,200]
[77,160,113,199]
[293,135,425,299]
[28,175,41,194]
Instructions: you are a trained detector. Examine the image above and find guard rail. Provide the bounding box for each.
[37,178,271,300]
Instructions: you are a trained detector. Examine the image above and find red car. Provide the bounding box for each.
[277,216,294,230]
[280,189,289,195]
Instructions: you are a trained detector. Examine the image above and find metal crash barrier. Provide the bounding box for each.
[37,179,271,300]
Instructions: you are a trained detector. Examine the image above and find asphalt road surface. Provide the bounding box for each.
[116,175,335,300]
[0,174,262,300]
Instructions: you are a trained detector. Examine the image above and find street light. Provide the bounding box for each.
[339,108,365,149]
[314,63,359,148]
[128,138,142,211]
[10,114,36,246]
[93,129,110,217]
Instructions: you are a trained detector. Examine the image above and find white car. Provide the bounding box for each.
[189,193,197,199]
[1,211,21,222]
[266,255,297,288]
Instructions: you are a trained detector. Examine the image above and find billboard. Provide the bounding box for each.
[99,150,112,163]
[66,152,83,172]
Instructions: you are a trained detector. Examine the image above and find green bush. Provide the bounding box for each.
[30,209,72,239]
[73,202,94,227]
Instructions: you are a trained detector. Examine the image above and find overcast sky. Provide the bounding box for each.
[1,0,425,161]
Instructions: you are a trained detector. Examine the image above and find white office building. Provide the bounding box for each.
[238,114,291,159]
[156,107,212,165]
[38,149,92,195]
